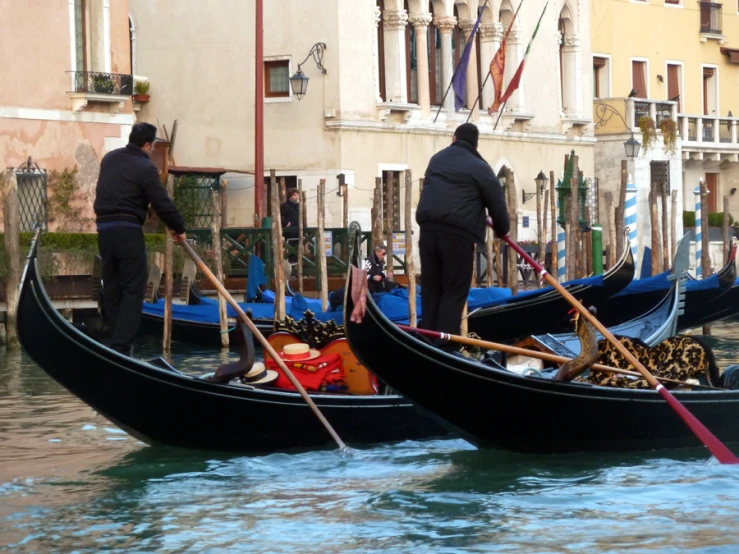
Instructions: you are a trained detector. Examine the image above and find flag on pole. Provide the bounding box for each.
[497,2,549,107]
[451,1,488,111]
[487,1,524,115]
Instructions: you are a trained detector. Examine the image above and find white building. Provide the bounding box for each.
[130,0,595,263]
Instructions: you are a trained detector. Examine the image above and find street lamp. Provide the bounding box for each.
[535,170,548,191]
[624,134,641,161]
[289,42,327,101]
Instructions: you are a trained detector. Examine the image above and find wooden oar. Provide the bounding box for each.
[396,325,720,390]
[175,236,347,451]
[502,235,738,464]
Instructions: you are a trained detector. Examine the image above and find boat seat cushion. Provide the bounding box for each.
[583,335,720,389]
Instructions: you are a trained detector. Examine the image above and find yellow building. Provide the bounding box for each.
[592,0,739,273]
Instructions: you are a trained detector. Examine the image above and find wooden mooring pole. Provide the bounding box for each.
[549,170,558,282]
[3,170,20,348]
[701,179,712,336]
[404,170,417,327]
[297,178,305,295]
[163,175,174,352]
[317,179,329,312]
[212,184,229,348]
[505,167,518,293]
[270,170,286,321]
[385,171,395,281]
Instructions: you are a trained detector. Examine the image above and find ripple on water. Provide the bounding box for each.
[2,325,739,552]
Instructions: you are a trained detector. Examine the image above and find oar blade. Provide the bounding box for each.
[657,386,739,464]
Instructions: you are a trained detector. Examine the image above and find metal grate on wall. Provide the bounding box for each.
[14,157,48,232]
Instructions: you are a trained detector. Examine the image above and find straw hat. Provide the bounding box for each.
[243,362,278,385]
[280,343,321,361]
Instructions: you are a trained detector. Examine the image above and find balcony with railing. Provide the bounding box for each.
[699,2,726,43]
[678,113,739,161]
[594,98,678,136]
[67,71,133,113]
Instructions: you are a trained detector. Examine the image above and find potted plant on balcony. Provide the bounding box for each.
[659,118,678,155]
[133,81,150,103]
[93,75,115,94]
[638,115,657,151]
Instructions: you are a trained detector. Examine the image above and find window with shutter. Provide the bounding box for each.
[632,61,647,99]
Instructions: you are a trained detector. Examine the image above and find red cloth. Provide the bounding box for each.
[267,353,345,392]
[350,265,368,323]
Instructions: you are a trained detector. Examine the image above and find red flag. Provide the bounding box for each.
[498,2,548,106]
[488,2,524,115]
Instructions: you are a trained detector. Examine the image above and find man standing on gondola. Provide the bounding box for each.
[416,123,510,348]
[94,122,186,356]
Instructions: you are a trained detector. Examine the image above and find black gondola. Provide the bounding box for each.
[345,263,739,454]
[467,240,635,344]
[588,243,737,330]
[17,233,448,453]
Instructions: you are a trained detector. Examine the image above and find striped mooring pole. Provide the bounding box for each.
[624,181,638,276]
[694,185,702,278]
[557,225,566,281]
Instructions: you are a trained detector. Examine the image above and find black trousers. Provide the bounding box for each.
[98,227,148,354]
[419,229,475,339]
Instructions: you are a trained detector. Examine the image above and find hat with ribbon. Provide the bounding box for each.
[280,343,321,362]
[242,362,279,385]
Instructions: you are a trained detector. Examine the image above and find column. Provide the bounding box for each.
[383,10,409,103]
[694,185,702,278]
[624,182,638,275]
[459,19,479,120]
[434,16,457,121]
[373,5,383,103]
[410,13,432,118]
[479,23,500,114]
[561,33,582,117]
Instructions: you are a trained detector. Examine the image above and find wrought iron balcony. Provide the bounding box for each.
[700,2,722,35]
[69,71,133,95]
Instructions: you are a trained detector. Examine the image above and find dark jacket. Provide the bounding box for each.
[416,141,509,244]
[280,199,300,229]
[94,144,186,234]
[364,253,391,294]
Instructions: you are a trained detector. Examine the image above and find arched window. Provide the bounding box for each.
[558,4,580,117]
[429,2,441,105]
[405,0,417,103]
[377,0,387,102]
[452,5,462,67]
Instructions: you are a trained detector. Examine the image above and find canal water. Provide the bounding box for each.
[2,324,739,552]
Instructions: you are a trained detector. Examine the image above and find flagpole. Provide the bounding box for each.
[433,0,489,124]
[493,101,507,130]
[466,72,491,124]
[433,76,459,124]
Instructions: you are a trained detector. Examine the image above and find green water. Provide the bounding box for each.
[2,324,739,552]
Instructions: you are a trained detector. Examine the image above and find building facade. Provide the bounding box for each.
[0,0,135,232]
[592,0,739,272]
[130,0,595,266]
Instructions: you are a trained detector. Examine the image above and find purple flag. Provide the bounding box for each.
[452,2,487,111]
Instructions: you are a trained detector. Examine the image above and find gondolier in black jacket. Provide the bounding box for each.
[416,123,510,347]
[94,122,186,355]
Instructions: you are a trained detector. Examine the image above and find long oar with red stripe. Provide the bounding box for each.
[175,236,346,451]
[501,234,738,464]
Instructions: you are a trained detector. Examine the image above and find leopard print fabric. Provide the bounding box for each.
[274,311,344,349]
[579,335,720,389]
